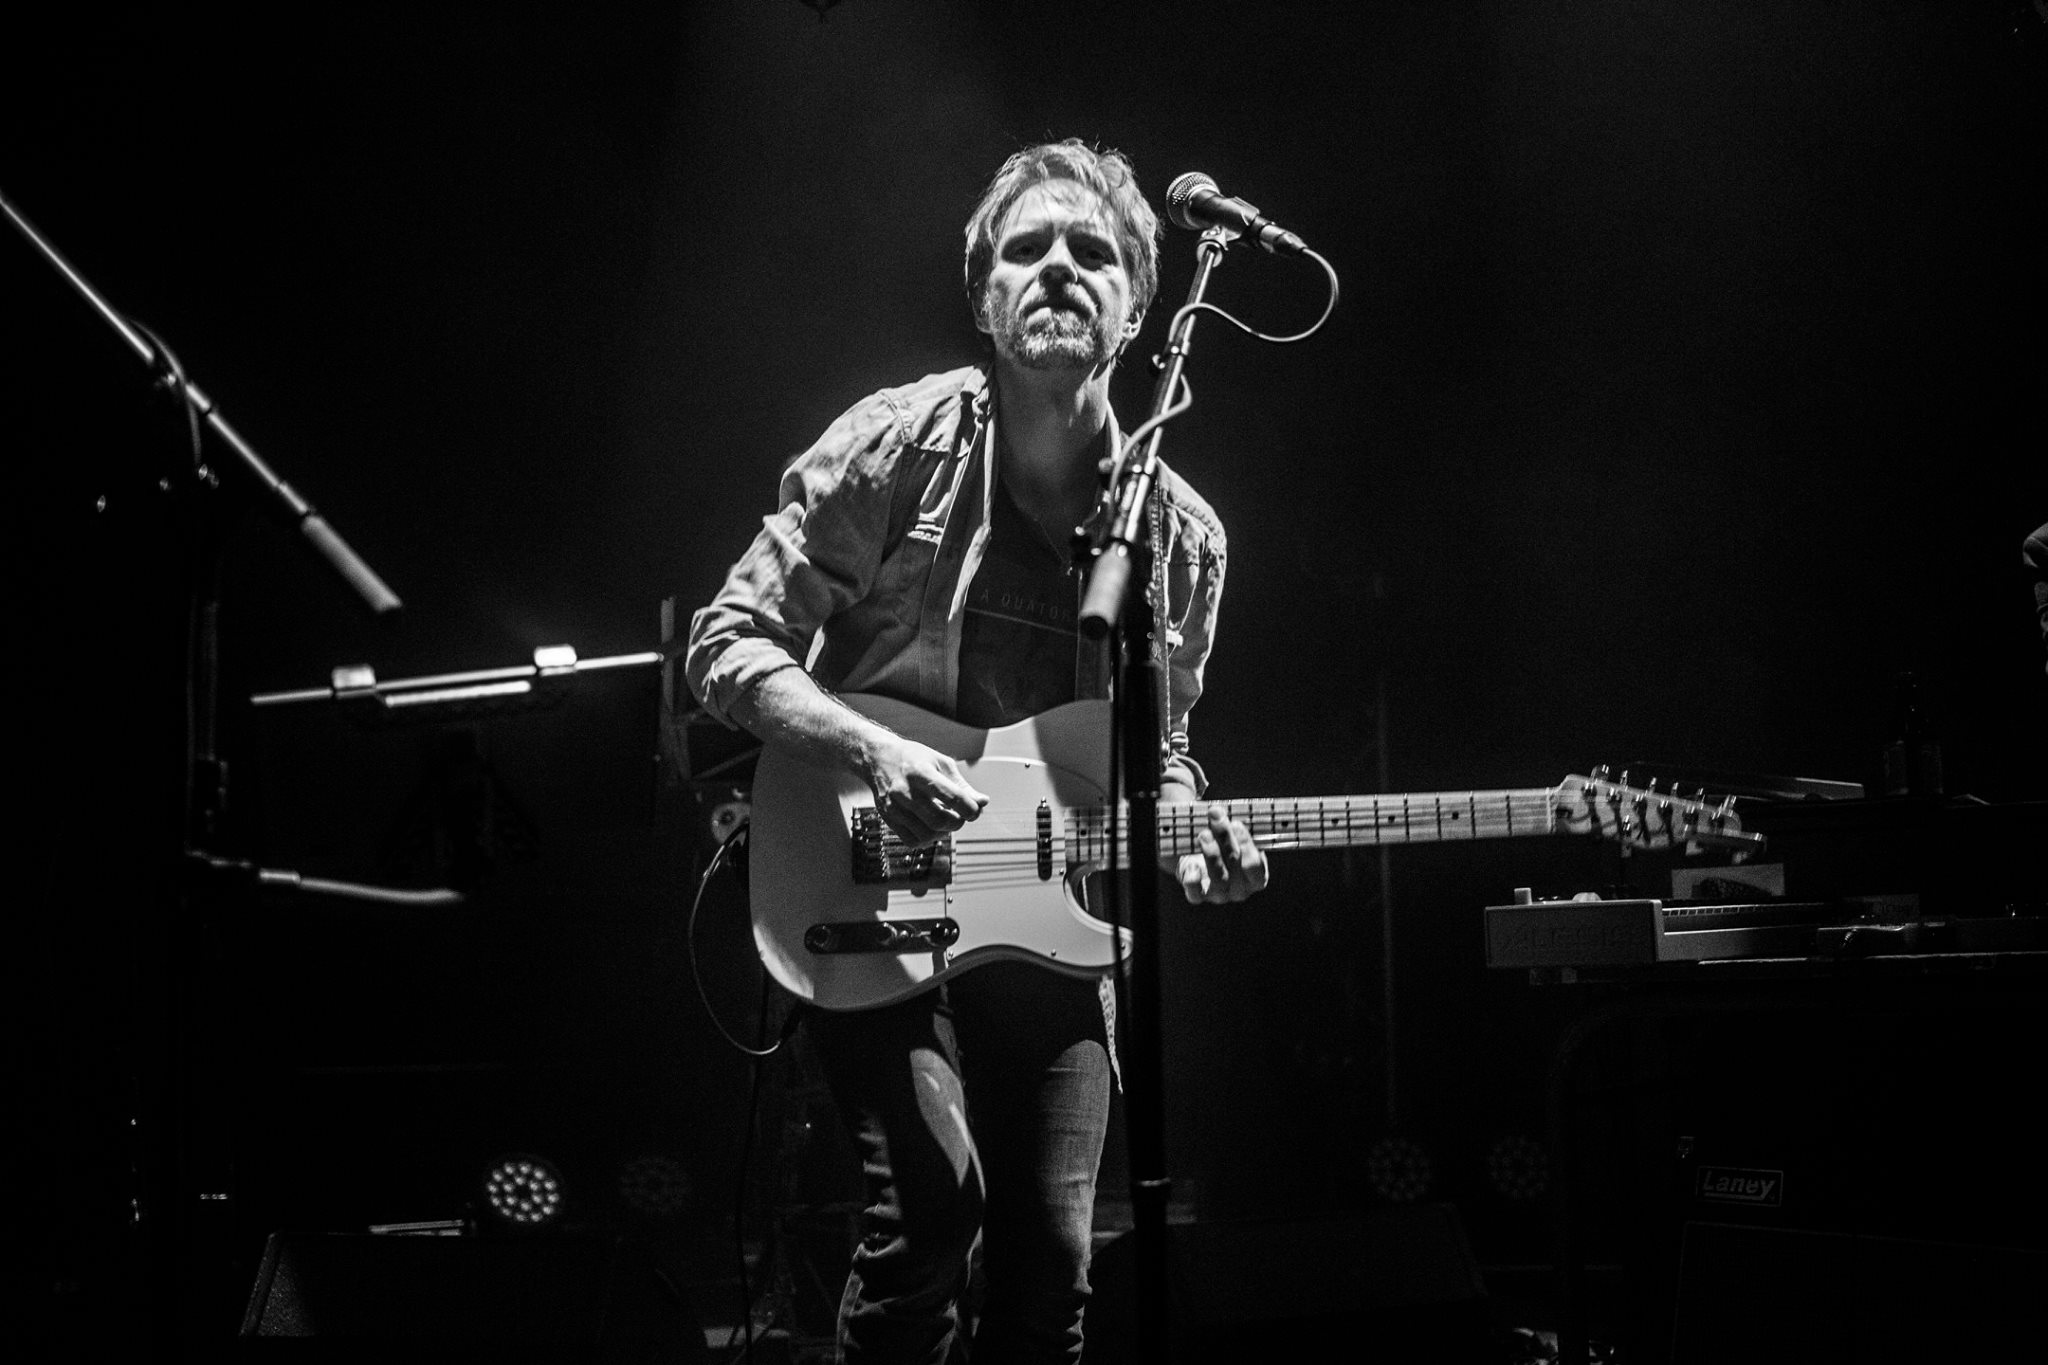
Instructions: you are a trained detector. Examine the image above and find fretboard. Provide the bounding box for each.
[1070,789,1564,862]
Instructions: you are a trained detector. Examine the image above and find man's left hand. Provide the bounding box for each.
[1175,803,1270,904]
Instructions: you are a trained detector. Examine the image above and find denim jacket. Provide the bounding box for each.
[685,365,1227,795]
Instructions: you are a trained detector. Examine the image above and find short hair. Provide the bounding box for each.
[963,139,1161,324]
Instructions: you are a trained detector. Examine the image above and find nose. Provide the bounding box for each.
[1037,235,1078,285]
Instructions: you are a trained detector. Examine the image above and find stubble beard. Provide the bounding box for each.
[995,303,1117,373]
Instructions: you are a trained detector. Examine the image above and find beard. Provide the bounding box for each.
[991,299,1119,372]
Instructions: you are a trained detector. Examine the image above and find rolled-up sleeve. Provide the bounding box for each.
[685,394,905,725]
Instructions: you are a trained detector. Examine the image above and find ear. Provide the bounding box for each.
[971,290,993,336]
[1115,310,1145,356]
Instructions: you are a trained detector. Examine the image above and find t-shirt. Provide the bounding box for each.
[954,481,1085,728]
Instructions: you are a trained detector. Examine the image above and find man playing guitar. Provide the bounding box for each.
[684,138,1266,1365]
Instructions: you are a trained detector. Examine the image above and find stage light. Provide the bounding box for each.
[1363,1135,1434,1204]
[1486,1134,1551,1203]
[617,1154,692,1222]
[483,1155,565,1230]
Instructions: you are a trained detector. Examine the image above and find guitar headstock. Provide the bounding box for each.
[1555,768,1766,857]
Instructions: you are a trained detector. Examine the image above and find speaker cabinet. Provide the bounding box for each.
[239,1231,704,1363]
[1554,978,2048,1362]
[1082,1206,1493,1364]
[1669,1221,2045,1363]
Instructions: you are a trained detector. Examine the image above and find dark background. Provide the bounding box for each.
[12,0,2045,1351]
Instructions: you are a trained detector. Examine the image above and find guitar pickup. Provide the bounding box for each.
[851,809,954,885]
[804,918,961,956]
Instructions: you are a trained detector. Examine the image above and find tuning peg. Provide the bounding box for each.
[1604,781,1633,842]
[1711,795,1737,832]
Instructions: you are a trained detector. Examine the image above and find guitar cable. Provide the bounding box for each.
[723,972,801,1364]
[687,818,794,1060]
[685,817,813,1360]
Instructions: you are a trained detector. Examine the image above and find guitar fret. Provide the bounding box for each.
[1064,789,1568,861]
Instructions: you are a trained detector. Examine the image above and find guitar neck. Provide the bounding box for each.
[1106,789,1565,858]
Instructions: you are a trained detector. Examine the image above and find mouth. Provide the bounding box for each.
[1033,291,1093,318]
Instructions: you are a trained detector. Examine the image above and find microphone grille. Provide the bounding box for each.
[1165,172,1217,232]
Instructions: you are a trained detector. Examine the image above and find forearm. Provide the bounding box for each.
[734,668,989,846]
[728,667,894,786]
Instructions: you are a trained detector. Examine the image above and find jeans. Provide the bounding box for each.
[807,962,1114,1365]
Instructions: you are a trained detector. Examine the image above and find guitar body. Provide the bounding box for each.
[749,695,1127,1011]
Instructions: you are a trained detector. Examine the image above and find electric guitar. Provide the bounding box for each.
[748,694,1762,1011]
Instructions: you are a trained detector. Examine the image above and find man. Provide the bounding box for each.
[686,139,1266,1364]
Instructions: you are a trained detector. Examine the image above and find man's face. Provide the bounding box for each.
[977,181,1139,373]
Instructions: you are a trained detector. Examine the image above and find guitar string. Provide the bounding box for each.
[855,793,1711,904]
[926,826,1648,879]
[914,817,1560,879]
[864,789,1700,872]
[857,789,1713,859]
[862,790,1577,829]
[918,795,1565,837]
[957,803,1561,848]
[870,811,1586,897]
[912,802,1566,855]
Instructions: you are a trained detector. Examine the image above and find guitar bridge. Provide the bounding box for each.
[851,809,955,885]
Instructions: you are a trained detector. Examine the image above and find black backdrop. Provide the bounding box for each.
[12,0,2045,1350]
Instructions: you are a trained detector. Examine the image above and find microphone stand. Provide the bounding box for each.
[5,186,401,1350]
[2,190,401,617]
[1079,223,1234,1365]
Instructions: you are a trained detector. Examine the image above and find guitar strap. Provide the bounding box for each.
[1144,476,1173,765]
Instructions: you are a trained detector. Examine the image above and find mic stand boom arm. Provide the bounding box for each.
[1077,224,1233,1365]
[1,188,400,617]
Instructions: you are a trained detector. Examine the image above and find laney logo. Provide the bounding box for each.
[1696,1166,1784,1206]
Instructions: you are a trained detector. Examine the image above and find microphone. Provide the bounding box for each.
[1166,172,1308,256]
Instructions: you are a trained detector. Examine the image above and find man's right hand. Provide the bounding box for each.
[730,670,988,846]
[861,735,990,847]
